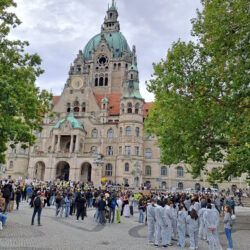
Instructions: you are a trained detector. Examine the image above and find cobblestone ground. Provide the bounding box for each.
[0,202,249,250]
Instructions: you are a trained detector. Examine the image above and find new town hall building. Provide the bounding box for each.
[4,1,245,190]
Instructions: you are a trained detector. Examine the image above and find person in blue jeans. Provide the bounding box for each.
[224,205,234,250]
[138,198,146,223]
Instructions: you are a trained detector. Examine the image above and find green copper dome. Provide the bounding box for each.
[54,112,84,130]
[84,32,131,60]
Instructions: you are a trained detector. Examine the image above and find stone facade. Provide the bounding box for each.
[3,1,247,190]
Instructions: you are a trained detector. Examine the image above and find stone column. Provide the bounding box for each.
[69,135,74,153]
[75,135,79,153]
[56,135,61,152]
[51,135,55,152]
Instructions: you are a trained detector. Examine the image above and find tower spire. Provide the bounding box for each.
[102,0,120,33]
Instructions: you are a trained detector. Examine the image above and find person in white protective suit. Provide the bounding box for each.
[203,203,222,250]
[186,208,199,250]
[171,202,178,240]
[164,200,174,246]
[146,198,156,244]
[154,200,166,247]
[198,203,207,240]
[177,204,188,249]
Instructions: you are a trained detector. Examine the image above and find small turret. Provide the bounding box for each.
[102,0,120,33]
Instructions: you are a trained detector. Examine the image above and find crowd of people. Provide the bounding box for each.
[0,178,249,250]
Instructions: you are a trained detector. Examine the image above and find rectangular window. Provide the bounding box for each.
[135,146,139,156]
[119,146,122,155]
[125,146,131,156]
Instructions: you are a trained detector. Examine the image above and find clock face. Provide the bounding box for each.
[72,77,84,89]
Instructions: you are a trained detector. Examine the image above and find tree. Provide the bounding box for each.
[146,0,250,182]
[0,0,52,163]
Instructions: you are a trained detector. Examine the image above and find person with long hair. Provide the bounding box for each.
[186,208,199,250]
[224,205,234,250]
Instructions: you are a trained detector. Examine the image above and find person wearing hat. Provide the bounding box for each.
[31,191,43,226]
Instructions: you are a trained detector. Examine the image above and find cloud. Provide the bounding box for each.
[10,0,201,101]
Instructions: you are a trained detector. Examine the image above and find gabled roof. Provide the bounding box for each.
[94,93,121,116]
[143,102,154,117]
[53,96,60,106]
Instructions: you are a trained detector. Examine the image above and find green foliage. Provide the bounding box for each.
[0,0,52,163]
[146,0,250,182]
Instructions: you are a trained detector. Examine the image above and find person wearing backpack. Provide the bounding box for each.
[2,182,12,213]
[108,195,118,223]
[31,191,43,226]
[224,205,234,250]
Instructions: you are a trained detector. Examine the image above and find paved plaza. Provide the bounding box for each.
[0,202,250,250]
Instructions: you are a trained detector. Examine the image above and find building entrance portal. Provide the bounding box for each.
[56,161,70,181]
[80,162,92,182]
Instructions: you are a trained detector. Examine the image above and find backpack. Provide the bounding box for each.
[111,199,116,209]
[34,197,41,208]
[2,188,10,199]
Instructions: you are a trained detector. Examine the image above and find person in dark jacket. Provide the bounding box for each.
[107,195,118,223]
[98,195,106,225]
[2,182,13,212]
[15,187,22,210]
[76,193,86,220]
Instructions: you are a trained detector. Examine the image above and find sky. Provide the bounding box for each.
[10,0,202,101]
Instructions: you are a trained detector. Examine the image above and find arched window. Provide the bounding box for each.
[91,128,98,139]
[124,163,129,172]
[145,165,151,176]
[118,63,121,70]
[105,77,108,86]
[178,182,184,190]
[95,75,98,86]
[125,126,132,136]
[73,100,79,112]
[121,103,125,114]
[99,77,104,86]
[177,166,184,177]
[107,128,114,139]
[161,181,167,189]
[74,106,79,112]
[82,102,86,112]
[127,102,132,113]
[161,166,168,176]
[145,148,152,159]
[105,163,112,176]
[135,127,140,137]
[67,103,71,113]
[119,127,122,136]
[131,73,133,80]
[135,103,140,114]
[106,146,113,156]
[113,63,117,70]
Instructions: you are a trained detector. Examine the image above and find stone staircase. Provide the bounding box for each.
[241,197,250,207]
